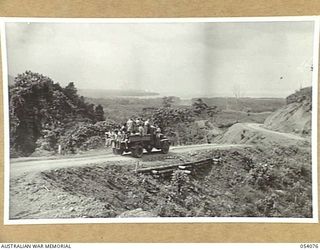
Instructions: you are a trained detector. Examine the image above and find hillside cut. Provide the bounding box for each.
[264,87,312,136]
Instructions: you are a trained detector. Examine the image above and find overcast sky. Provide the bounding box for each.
[5,21,315,98]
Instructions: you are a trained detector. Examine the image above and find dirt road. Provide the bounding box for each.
[10,123,309,177]
[245,123,309,141]
[9,143,251,177]
[216,122,311,145]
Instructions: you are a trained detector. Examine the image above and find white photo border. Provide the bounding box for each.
[1,16,319,225]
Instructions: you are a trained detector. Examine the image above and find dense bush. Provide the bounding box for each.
[151,107,195,132]
[9,71,107,156]
[59,120,117,153]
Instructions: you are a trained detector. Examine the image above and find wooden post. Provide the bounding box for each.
[135,162,139,172]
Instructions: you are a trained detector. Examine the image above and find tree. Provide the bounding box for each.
[9,71,106,156]
[162,96,175,108]
[9,71,55,155]
[95,104,105,121]
[233,84,243,111]
[63,82,77,101]
[151,107,194,132]
[192,98,209,115]
[206,106,219,117]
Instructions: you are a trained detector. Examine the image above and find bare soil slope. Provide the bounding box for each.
[215,88,312,146]
[264,87,312,136]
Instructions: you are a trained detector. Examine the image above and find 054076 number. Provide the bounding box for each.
[300,244,319,249]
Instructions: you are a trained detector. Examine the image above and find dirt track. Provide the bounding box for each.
[10,123,309,177]
[245,123,309,141]
[10,143,251,177]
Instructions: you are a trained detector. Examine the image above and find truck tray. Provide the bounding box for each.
[128,134,152,142]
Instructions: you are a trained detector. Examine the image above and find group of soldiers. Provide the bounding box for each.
[104,117,162,148]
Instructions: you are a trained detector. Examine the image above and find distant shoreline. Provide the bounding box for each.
[78,88,160,98]
[84,94,286,100]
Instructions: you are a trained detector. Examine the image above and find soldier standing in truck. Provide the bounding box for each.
[127,118,134,134]
[138,123,145,136]
[144,119,150,134]
[105,131,111,148]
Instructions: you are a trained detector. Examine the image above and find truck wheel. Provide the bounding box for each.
[161,141,170,154]
[132,145,144,158]
[116,148,124,155]
[145,145,153,154]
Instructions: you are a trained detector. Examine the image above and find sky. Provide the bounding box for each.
[5,20,316,98]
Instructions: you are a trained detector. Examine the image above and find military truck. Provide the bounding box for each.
[112,131,170,158]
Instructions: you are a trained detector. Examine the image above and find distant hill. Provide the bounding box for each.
[194,97,285,113]
[78,89,160,98]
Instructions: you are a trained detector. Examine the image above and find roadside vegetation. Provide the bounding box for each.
[9,71,283,157]
[9,71,106,157]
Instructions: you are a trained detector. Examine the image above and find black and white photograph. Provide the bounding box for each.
[1,18,318,223]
